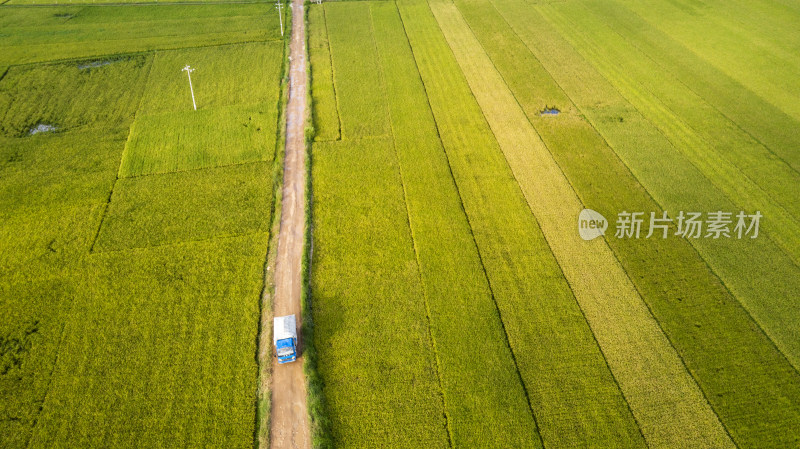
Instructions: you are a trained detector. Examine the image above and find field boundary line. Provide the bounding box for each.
[436,3,735,445]
[321,3,345,142]
[6,39,281,68]
[370,4,454,447]
[394,3,545,446]
[2,1,269,7]
[22,273,83,449]
[316,3,342,141]
[90,52,155,253]
[513,0,800,383]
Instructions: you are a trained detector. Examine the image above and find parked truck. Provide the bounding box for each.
[274,315,298,364]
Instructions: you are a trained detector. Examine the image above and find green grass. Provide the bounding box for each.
[483,0,800,445]
[0,56,150,137]
[308,5,340,141]
[311,137,450,448]
[324,2,389,139]
[0,4,283,66]
[431,2,733,446]
[369,2,541,447]
[395,0,646,446]
[27,234,268,448]
[95,162,272,251]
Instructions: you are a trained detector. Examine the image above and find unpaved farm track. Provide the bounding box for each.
[268,0,310,448]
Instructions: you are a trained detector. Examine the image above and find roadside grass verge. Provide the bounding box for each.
[94,162,272,251]
[433,2,733,447]
[370,2,540,447]
[323,2,389,139]
[396,0,646,446]
[311,137,450,448]
[484,0,800,445]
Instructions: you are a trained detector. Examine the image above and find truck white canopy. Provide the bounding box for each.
[274,315,297,344]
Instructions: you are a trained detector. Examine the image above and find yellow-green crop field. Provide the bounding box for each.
[0,2,286,448]
[309,0,800,447]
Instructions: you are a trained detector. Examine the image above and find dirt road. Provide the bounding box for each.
[268,0,310,448]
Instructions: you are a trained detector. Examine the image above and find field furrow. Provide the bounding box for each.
[324,3,389,139]
[396,0,647,446]
[308,6,340,141]
[464,0,800,446]
[431,2,733,447]
[369,2,541,447]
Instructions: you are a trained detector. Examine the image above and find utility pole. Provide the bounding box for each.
[275,2,284,37]
[182,65,197,111]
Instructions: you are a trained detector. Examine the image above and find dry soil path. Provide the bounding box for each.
[268,0,310,448]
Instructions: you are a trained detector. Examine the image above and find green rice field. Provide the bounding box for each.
[308,0,800,447]
[2,0,799,447]
[0,2,286,447]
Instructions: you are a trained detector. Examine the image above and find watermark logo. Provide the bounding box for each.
[578,209,608,241]
[579,209,762,240]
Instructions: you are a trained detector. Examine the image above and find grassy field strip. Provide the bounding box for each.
[324,2,389,139]
[311,137,450,448]
[396,1,648,446]
[0,5,282,66]
[459,0,800,446]
[308,5,340,141]
[612,0,800,125]
[571,1,800,221]
[27,234,268,447]
[541,2,800,265]
[369,2,541,446]
[490,0,800,383]
[430,3,733,447]
[574,2,800,178]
